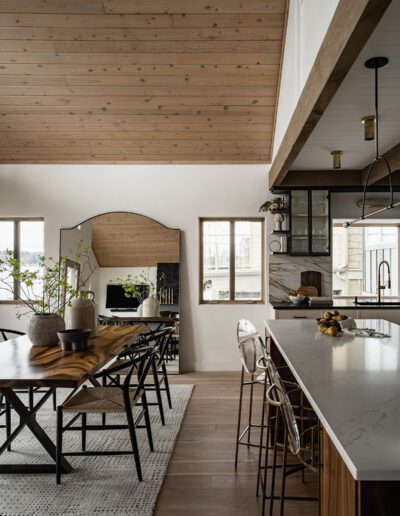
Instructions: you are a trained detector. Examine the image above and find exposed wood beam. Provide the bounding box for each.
[268,0,392,188]
[279,170,362,188]
[361,142,400,185]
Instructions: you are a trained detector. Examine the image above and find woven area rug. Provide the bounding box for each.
[0,384,193,516]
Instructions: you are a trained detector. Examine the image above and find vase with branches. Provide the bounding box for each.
[113,269,164,317]
[0,242,95,346]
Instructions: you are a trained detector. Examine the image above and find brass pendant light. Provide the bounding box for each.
[331,150,343,169]
[361,116,375,141]
[344,56,396,227]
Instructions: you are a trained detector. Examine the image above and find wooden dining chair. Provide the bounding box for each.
[56,347,156,484]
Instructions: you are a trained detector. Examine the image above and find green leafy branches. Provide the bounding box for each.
[113,269,165,303]
[0,242,95,318]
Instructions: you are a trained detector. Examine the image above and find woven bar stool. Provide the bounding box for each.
[259,358,320,516]
[234,319,269,469]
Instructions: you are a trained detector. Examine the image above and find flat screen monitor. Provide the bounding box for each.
[105,284,148,309]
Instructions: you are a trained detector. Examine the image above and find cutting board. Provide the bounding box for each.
[301,271,321,296]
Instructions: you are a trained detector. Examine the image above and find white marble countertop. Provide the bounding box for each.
[264,318,400,481]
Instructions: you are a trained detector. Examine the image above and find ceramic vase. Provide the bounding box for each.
[28,313,65,347]
[142,295,160,317]
[67,291,98,338]
[137,303,143,317]
[274,213,284,231]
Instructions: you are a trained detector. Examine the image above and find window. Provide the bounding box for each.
[200,218,264,303]
[332,223,399,297]
[0,218,44,302]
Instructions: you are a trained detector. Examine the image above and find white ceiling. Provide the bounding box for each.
[292,1,400,171]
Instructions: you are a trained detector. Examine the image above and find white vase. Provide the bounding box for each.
[67,291,98,338]
[274,213,284,231]
[142,295,160,317]
[137,303,143,317]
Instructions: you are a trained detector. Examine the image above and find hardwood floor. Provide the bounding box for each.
[155,372,319,516]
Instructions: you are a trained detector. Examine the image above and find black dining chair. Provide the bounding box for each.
[56,346,156,484]
[0,328,57,451]
[102,327,174,426]
[0,329,57,410]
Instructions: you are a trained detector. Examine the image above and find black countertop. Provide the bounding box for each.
[270,299,400,310]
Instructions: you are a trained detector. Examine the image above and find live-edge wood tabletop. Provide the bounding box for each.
[0,324,146,389]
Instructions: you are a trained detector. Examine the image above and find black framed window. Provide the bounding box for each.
[199,218,264,304]
[0,218,44,302]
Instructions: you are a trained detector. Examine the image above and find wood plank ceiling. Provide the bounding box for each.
[0,0,287,164]
[91,212,180,266]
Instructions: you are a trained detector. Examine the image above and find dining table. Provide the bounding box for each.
[0,324,146,475]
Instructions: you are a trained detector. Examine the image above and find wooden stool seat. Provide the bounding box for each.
[63,387,142,414]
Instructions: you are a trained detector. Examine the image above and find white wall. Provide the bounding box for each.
[0,164,270,371]
[272,0,340,158]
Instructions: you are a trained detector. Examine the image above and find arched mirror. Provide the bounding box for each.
[60,212,180,373]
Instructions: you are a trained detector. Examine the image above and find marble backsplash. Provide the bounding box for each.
[266,211,332,302]
[269,255,332,303]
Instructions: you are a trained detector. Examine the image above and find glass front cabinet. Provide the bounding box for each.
[289,189,330,256]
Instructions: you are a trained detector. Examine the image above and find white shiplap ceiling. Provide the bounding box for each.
[291,0,400,171]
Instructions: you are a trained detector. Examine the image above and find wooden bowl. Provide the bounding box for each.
[58,329,91,351]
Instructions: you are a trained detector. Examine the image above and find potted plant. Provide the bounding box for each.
[0,244,94,346]
[259,196,285,213]
[115,269,165,317]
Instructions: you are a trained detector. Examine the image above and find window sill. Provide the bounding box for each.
[0,300,23,305]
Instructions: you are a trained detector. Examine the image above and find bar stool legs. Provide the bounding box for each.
[262,407,281,516]
[234,367,267,469]
[259,391,320,516]
[234,367,245,469]
[256,373,268,496]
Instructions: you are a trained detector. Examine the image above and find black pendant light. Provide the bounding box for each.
[344,56,396,227]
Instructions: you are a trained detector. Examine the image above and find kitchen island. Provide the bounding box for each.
[264,318,400,516]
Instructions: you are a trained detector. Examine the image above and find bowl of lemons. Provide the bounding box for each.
[316,311,348,337]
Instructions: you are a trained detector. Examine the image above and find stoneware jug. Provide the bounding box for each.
[142,295,160,317]
[68,290,98,338]
[28,313,65,347]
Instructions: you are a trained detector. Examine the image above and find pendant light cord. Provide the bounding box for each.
[375,64,379,159]
[345,57,395,227]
